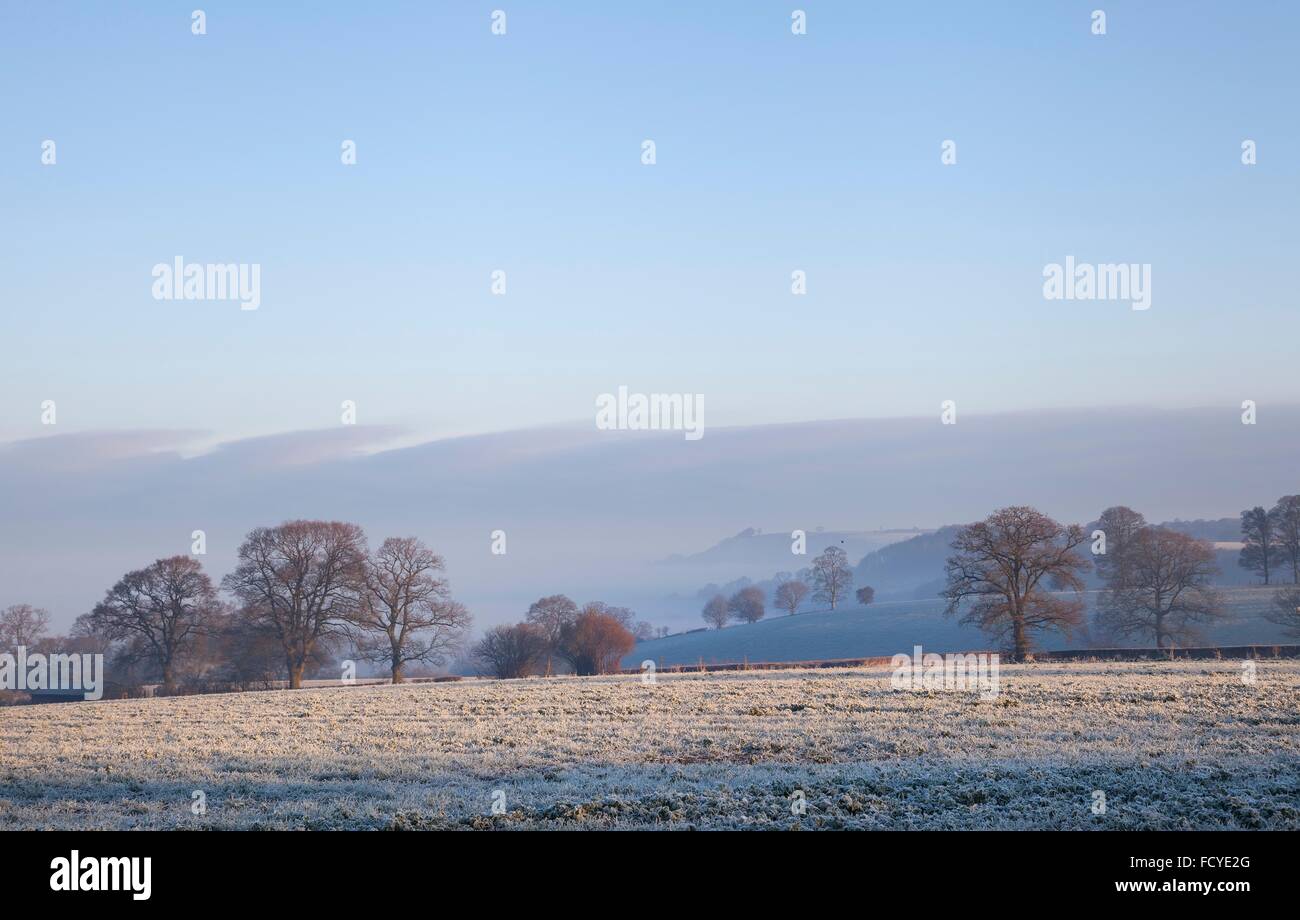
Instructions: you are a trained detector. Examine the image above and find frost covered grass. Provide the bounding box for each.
[2,661,1297,830]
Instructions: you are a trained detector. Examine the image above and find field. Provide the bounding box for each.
[2,660,1298,830]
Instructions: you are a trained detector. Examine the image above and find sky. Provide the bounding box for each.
[2,3,1298,636]
[3,1,1298,445]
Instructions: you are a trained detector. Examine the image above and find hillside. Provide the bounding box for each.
[625,587,1293,669]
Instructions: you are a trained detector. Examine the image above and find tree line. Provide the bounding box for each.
[699,545,873,629]
[1,520,471,697]
[943,502,1300,660]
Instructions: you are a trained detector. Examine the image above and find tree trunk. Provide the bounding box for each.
[287,661,305,690]
[391,658,405,684]
[1012,619,1028,662]
[161,663,176,697]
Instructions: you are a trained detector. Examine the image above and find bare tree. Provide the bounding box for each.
[809,546,853,610]
[1265,587,1300,639]
[1271,495,1300,584]
[473,623,548,679]
[223,520,367,689]
[702,594,728,629]
[85,556,221,695]
[579,601,636,629]
[773,575,810,616]
[943,506,1090,660]
[727,586,766,624]
[557,609,635,676]
[1096,527,1225,648]
[1239,506,1282,585]
[0,604,51,648]
[632,621,657,641]
[351,537,471,683]
[855,585,875,606]
[1094,505,1147,588]
[525,594,578,676]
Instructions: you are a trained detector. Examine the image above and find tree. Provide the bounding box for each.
[727,586,766,624]
[579,601,636,629]
[525,594,578,676]
[1265,587,1300,639]
[773,575,810,616]
[350,537,471,683]
[1271,495,1300,584]
[223,520,367,689]
[1096,527,1225,648]
[0,604,50,648]
[1094,505,1147,588]
[632,621,656,641]
[942,506,1090,660]
[557,609,636,675]
[855,586,875,606]
[809,546,853,610]
[473,623,548,679]
[702,594,729,629]
[85,556,221,695]
[1239,506,1282,585]
[204,609,296,691]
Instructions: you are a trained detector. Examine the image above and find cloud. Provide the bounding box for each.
[2,407,1296,633]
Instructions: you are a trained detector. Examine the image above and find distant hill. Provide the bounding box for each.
[852,525,965,599]
[626,587,1294,669]
[662,527,925,585]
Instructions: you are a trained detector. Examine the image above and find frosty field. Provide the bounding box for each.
[3,660,1298,830]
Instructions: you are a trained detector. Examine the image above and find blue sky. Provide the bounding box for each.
[3,1,1297,444]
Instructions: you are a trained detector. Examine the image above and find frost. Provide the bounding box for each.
[1,661,1296,829]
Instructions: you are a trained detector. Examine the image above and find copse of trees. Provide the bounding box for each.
[482,595,642,677]
[40,520,476,696]
[855,586,875,606]
[943,506,1089,660]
